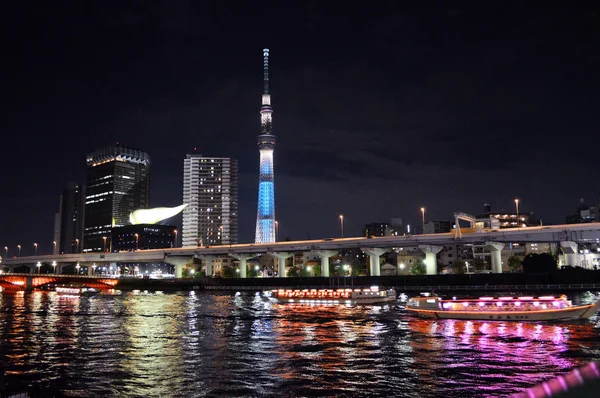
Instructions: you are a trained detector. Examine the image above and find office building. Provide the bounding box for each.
[182,154,238,247]
[83,145,151,252]
[53,183,86,254]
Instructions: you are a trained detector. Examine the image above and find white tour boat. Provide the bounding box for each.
[406,294,600,321]
[56,283,98,297]
[264,286,397,305]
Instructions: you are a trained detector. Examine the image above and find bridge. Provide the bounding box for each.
[0,273,119,291]
[2,223,599,277]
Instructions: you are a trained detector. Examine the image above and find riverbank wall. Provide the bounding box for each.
[115,269,600,293]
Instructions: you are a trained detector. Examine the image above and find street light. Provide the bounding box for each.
[52,261,57,274]
[53,241,56,253]
[75,263,80,274]
[34,242,38,256]
[36,261,41,274]
[339,214,344,238]
[4,246,7,258]
[75,239,79,253]
[17,245,21,257]
[514,199,519,227]
[103,236,107,253]
[135,233,139,250]
[173,229,178,248]
[92,264,97,275]
[421,207,426,234]
[275,220,279,242]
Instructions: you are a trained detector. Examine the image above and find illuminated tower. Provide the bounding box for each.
[255,48,276,243]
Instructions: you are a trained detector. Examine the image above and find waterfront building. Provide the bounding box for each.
[112,224,176,251]
[477,203,535,228]
[53,183,86,254]
[182,154,238,247]
[424,221,452,234]
[83,145,151,252]
[566,197,600,224]
[255,48,277,244]
[364,222,393,237]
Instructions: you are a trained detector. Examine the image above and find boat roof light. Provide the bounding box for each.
[499,297,514,300]
[539,296,555,300]
[518,296,534,300]
[479,297,494,300]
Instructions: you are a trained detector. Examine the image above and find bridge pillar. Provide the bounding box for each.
[418,245,443,275]
[314,250,337,277]
[560,241,579,266]
[486,241,505,273]
[197,255,216,277]
[361,248,386,276]
[271,252,294,278]
[164,256,194,278]
[229,254,254,278]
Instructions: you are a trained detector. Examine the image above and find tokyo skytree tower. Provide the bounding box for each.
[255,48,276,243]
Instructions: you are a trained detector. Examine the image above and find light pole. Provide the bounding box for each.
[275,221,279,242]
[36,261,41,274]
[339,214,344,238]
[34,242,38,256]
[92,264,96,275]
[75,263,80,274]
[103,236,107,253]
[53,241,56,254]
[514,199,519,227]
[4,246,7,258]
[173,229,178,248]
[421,207,426,234]
[52,261,57,274]
[75,239,79,253]
[135,233,139,250]
[17,245,21,257]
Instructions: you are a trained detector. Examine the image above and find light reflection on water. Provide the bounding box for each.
[0,290,598,397]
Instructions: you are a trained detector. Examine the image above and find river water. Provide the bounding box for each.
[1,290,599,397]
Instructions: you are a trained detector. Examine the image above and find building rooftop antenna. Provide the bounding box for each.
[263,48,269,94]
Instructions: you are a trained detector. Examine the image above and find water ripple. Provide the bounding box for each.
[0,291,599,397]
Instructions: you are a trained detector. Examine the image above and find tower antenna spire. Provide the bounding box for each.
[263,48,269,94]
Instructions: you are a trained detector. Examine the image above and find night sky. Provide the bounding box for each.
[2,2,600,255]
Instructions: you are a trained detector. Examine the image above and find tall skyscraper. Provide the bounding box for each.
[182,154,238,247]
[53,183,86,254]
[83,145,151,252]
[255,48,276,243]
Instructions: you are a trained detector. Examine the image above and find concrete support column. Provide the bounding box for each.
[361,247,387,276]
[314,250,338,277]
[229,254,254,278]
[88,265,94,276]
[164,256,194,278]
[271,252,294,278]
[486,241,505,273]
[560,241,579,266]
[198,256,216,277]
[418,245,443,275]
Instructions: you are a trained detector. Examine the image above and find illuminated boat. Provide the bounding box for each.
[264,286,396,305]
[55,283,98,297]
[406,294,600,321]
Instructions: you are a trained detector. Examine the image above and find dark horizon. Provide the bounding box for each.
[2,2,600,255]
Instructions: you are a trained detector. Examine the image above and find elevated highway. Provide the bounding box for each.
[2,223,600,277]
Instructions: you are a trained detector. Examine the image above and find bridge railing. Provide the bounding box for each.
[0,273,118,279]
